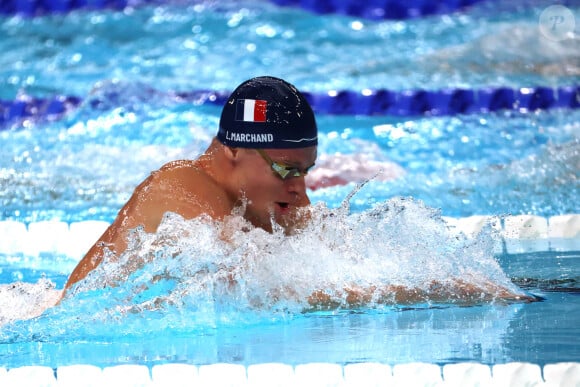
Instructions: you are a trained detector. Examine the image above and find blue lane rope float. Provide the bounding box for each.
[0,85,578,129]
[0,0,507,19]
[0,95,82,127]
[0,0,475,18]
[0,0,148,16]
[1,0,578,19]
[269,0,489,20]
[303,85,579,115]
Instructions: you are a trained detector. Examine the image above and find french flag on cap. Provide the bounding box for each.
[235,99,267,122]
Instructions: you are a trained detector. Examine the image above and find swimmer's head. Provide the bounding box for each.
[217,76,318,149]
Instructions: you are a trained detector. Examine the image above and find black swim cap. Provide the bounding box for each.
[217,76,318,149]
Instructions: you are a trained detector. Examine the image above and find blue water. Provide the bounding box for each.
[0,0,578,99]
[2,292,579,368]
[0,0,579,371]
[1,99,578,222]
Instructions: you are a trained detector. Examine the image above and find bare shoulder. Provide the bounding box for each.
[156,159,209,181]
[154,159,224,198]
[63,159,229,290]
[142,159,233,220]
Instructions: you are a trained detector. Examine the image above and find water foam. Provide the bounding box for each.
[72,197,522,310]
[0,279,61,326]
[0,195,529,342]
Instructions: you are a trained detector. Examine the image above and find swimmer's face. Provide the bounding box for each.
[235,146,316,232]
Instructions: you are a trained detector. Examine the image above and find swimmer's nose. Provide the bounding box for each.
[284,176,309,204]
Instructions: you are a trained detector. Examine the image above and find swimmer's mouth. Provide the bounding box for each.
[276,202,290,210]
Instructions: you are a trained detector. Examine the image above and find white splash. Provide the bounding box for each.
[0,195,530,340]
[65,196,524,317]
[0,279,62,326]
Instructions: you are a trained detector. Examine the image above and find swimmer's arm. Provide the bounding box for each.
[306,285,425,309]
[306,280,535,309]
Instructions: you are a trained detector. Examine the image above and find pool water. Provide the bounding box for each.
[0,0,579,373]
[2,101,578,223]
[2,292,578,368]
[0,0,578,99]
[1,243,578,368]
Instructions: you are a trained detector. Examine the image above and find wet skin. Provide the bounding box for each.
[64,138,316,290]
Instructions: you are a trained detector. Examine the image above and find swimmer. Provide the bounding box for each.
[65,76,317,290]
[63,76,535,306]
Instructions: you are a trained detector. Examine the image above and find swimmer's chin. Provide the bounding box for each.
[225,203,312,235]
[272,205,313,235]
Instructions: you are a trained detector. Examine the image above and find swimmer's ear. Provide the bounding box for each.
[223,146,239,161]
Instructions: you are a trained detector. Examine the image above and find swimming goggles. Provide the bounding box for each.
[256,149,313,180]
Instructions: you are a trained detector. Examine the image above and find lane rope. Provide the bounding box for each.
[1,214,578,257]
[0,0,490,19]
[1,85,578,129]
